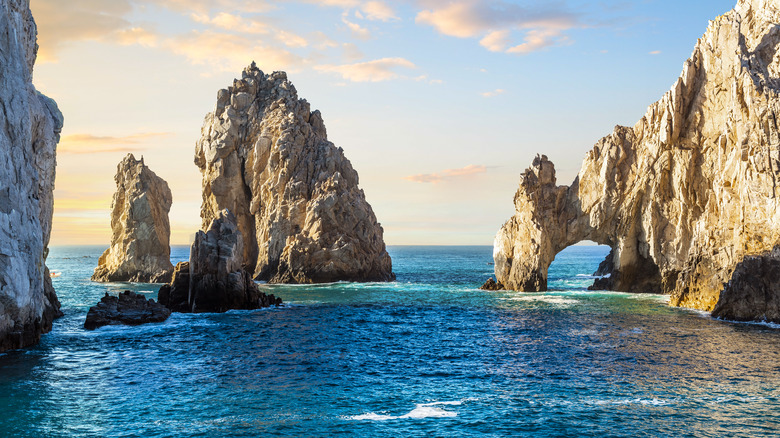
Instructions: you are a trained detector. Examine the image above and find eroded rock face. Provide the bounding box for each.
[711,246,780,323]
[195,63,394,284]
[92,154,174,283]
[157,210,282,313]
[494,0,780,313]
[84,291,171,330]
[0,0,63,352]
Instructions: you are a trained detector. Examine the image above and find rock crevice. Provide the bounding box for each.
[493,0,780,314]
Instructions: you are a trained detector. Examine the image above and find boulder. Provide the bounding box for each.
[157,210,282,313]
[84,291,171,330]
[0,0,63,352]
[195,63,394,284]
[480,278,504,291]
[92,154,174,283]
[492,0,780,314]
[712,246,780,323]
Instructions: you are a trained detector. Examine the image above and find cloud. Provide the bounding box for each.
[361,1,398,21]
[166,30,303,74]
[342,16,372,40]
[415,0,581,55]
[59,132,173,154]
[649,50,661,55]
[190,12,270,34]
[276,30,309,48]
[404,165,487,183]
[481,89,505,97]
[115,27,159,47]
[316,57,416,82]
[153,0,275,14]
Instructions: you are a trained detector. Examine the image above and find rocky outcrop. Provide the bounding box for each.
[84,291,171,330]
[480,278,504,291]
[92,154,174,283]
[195,63,394,284]
[157,210,282,313]
[0,0,63,352]
[711,246,780,323]
[493,0,780,313]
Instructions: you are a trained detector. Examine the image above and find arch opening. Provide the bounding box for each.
[546,241,612,291]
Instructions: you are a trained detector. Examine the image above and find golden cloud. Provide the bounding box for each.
[316,57,416,82]
[59,132,173,154]
[404,165,487,183]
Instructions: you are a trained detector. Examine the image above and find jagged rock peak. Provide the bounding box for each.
[492,0,780,317]
[157,209,282,313]
[92,153,174,283]
[195,62,394,284]
[0,0,63,352]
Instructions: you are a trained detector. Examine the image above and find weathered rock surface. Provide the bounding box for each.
[84,291,171,330]
[157,210,282,313]
[195,63,394,284]
[712,246,780,323]
[493,0,780,314]
[92,154,174,283]
[0,0,63,352]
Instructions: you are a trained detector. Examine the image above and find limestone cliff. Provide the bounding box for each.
[195,63,394,284]
[92,154,174,283]
[493,0,780,313]
[0,0,63,351]
[157,210,282,313]
[712,246,780,323]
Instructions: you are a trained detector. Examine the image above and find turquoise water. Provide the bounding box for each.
[1,245,779,437]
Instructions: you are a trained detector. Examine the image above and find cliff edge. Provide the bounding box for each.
[0,0,63,351]
[493,0,780,314]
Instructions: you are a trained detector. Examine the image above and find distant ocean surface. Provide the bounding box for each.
[1,245,779,437]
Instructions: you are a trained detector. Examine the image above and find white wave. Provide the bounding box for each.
[505,295,579,305]
[575,274,610,279]
[348,401,463,421]
[593,398,668,406]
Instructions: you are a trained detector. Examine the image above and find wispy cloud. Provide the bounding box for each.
[316,57,416,82]
[59,132,173,154]
[649,50,661,55]
[481,89,505,98]
[190,12,270,34]
[416,0,581,55]
[404,165,487,183]
[342,15,372,40]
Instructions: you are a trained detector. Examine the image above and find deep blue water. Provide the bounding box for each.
[1,245,779,437]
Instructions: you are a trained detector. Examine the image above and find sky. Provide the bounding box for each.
[31,0,738,246]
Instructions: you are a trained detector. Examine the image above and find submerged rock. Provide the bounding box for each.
[157,210,282,313]
[92,154,174,283]
[712,247,780,323]
[84,291,171,330]
[195,63,394,284]
[0,0,64,352]
[492,0,780,314]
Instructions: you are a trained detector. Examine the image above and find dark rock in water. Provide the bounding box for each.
[480,278,504,291]
[593,249,614,277]
[157,210,283,313]
[712,246,780,324]
[157,261,191,312]
[84,291,171,330]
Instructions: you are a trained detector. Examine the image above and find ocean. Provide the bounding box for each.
[1,245,779,437]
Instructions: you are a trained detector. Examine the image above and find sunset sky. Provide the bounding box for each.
[32,0,736,246]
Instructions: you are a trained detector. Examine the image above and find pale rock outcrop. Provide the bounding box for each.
[92,154,174,283]
[493,0,780,314]
[195,63,394,284]
[0,0,63,352]
[157,210,282,313]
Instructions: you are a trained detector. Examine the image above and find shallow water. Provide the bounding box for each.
[1,245,779,437]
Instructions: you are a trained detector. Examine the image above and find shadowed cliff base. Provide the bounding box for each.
[492,0,780,320]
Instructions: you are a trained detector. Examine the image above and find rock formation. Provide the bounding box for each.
[480,278,504,291]
[92,154,174,283]
[195,63,394,284]
[711,246,780,323]
[157,210,282,313]
[493,0,780,315]
[0,0,63,352]
[84,291,171,330]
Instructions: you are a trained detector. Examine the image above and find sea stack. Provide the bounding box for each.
[195,63,394,284]
[0,0,64,352]
[492,0,780,318]
[157,209,282,313]
[92,154,174,283]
